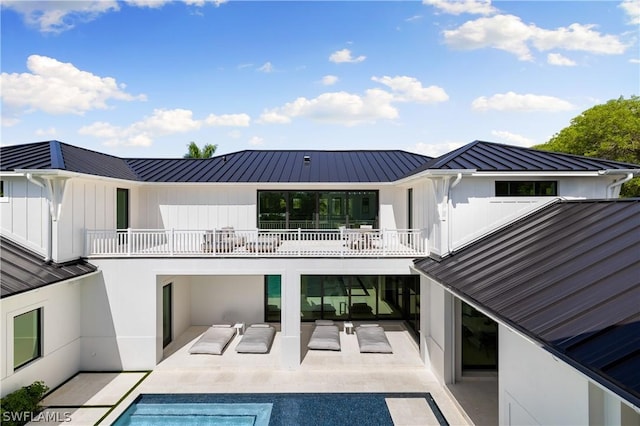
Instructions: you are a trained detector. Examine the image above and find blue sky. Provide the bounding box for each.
[1,0,638,158]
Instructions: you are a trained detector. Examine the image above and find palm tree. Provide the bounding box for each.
[183,142,218,159]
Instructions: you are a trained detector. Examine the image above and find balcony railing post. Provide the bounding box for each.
[170,228,175,256]
[298,228,302,256]
[127,228,132,256]
[382,228,386,256]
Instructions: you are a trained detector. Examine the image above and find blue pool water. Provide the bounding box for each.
[112,393,448,425]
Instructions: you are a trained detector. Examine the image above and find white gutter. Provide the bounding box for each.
[447,173,463,254]
[394,169,476,186]
[603,171,635,199]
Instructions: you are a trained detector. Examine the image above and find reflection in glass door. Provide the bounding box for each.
[162,283,172,348]
[461,302,497,371]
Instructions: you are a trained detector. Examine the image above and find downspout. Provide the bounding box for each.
[26,173,52,262]
[606,172,633,198]
[447,173,463,254]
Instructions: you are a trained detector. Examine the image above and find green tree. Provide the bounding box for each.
[535,95,640,197]
[183,142,217,159]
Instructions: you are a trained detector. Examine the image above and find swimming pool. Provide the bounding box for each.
[112,393,449,425]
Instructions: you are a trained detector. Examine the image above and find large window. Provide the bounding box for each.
[461,302,497,371]
[495,181,557,197]
[298,275,418,329]
[258,191,378,229]
[14,308,42,369]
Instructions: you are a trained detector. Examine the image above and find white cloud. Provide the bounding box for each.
[409,141,466,157]
[490,130,535,146]
[630,58,640,64]
[423,0,497,16]
[443,14,628,61]
[79,108,250,147]
[227,130,242,139]
[371,76,449,103]
[35,127,58,137]
[620,0,640,25]
[2,1,119,33]
[205,113,250,126]
[321,75,339,86]
[471,91,575,112]
[258,62,274,73]
[259,89,397,126]
[248,136,264,146]
[405,15,423,22]
[3,0,226,33]
[1,55,146,123]
[329,49,366,64]
[443,14,535,60]
[547,53,576,66]
[532,23,627,54]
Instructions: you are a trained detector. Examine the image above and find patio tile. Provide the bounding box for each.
[41,372,146,407]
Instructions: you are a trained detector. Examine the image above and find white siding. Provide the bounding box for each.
[0,276,93,397]
[499,326,589,426]
[54,178,131,261]
[0,177,47,254]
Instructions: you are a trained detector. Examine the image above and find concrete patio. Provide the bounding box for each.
[33,323,496,425]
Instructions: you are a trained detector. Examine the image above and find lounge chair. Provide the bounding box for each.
[235,324,276,353]
[355,324,393,353]
[307,319,341,351]
[188,324,236,355]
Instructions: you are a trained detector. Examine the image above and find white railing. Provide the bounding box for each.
[85,228,428,258]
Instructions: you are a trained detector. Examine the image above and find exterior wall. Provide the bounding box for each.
[88,257,415,370]
[55,177,135,262]
[449,175,618,251]
[499,326,589,426]
[0,177,48,255]
[0,276,95,397]
[420,275,454,385]
[189,275,263,325]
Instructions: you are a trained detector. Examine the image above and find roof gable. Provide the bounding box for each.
[414,199,640,407]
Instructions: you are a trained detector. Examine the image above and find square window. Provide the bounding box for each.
[14,308,42,369]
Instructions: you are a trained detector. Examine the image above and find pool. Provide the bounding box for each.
[112,393,449,425]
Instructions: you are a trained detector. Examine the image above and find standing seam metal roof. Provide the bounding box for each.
[413,199,640,407]
[404,140,640,175]
[0,236,98,298]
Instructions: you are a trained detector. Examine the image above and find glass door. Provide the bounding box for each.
[162,283,172,348]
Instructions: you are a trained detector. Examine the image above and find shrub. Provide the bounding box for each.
[0,381,49,426]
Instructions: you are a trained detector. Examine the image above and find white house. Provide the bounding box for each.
[1,139,638,425]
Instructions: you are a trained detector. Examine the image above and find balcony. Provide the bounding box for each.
[85,228,428,258]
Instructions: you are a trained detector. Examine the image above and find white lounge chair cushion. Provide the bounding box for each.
[188,326,236,355]
[235,325,276,353]
[308,324,341,351]
[355,325,393,353]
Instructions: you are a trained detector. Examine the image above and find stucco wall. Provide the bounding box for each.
[499,326,589,426]
[0,276,93,397]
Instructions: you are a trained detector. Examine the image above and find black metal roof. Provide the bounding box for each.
[2,140,638,183]
[125,150,430,183]
[0,236,98,298]
[1,141,430,183]
[413,199,640,407]
[404,140,640,175]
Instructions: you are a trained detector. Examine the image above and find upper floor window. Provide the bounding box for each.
[0,180,8,202]
[495,181,557,197]
[14,308,42,369]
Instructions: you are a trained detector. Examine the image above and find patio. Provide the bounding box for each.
[33,323,495,425]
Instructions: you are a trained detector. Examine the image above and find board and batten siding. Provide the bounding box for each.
[55,177,135,262]
[0,177,48,255]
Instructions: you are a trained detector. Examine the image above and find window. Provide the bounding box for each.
[495,181,557,197]
[0,180,8,202]
[162,283,172,348]
[14,308,42,369]
[116,188,129,229]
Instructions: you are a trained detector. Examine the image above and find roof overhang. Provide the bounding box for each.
[394,169,476,185]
